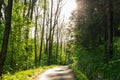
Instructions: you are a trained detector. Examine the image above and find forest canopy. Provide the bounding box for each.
[0,0,120,80]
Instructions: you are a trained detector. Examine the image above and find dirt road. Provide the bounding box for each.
[35,66,76,80]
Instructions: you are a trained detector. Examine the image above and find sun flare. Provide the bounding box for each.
[61,0,76,22]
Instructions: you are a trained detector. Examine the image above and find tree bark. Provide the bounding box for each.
[30,0,37,20]
[34,7,38,65]
[56,24,59,64]
[39,0,46,64]
[60,35,62,64]
[107,0,113,61]
[0,0,2,19]
[0,0,13,77]
[48,0,53,65]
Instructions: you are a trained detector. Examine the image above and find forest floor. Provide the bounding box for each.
[32,66,76,80]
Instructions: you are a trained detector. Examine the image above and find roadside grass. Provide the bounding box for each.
[2,65,56,80]
[70,65,88,80]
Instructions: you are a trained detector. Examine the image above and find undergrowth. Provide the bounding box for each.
[70,65,88,80]
[2,65,56,80]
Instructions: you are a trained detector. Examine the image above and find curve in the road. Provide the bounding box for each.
[36,66,76,80]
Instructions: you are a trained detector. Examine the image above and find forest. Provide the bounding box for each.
[0,0,120,80]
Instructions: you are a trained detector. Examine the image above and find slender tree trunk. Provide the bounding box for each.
[34,7,38,65]
[45,37,48,54]
[25,0,33,69]
[30,0,36,20]
[0,0,2,20]
[51,26,55,64]
[56,25,59,64]
[25,26,29,69]
[0,0,13,77]
[45,10,49,55]
[60,34,62,64]
[64,41,67,64]
[39,0,46,64]
[107,0,113,61]
[23,0,27,17]
[48,0,53,65]
[104,23,108,62]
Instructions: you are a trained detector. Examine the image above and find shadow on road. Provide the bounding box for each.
[36,66,76,80]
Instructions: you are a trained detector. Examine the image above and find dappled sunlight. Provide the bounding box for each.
[37,66,75,80]
[1,0,119,79]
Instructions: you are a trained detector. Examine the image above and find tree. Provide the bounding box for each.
[106,0,113,61]
[34,3,39,65]
[47,0,62,65]
[39,0,46,64]
[70,0,120,79]
[0,0,13,76]
[0,0,2,20]
[0,0,69,77]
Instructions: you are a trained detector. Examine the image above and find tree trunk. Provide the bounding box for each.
[107,0,113,61]
[0,0,13,77]
[56,25,59,64]
[48,0,53,66]
[23,0,27,17]
[60,34,62,64]
[0,0,2,20]
[30,0,37,20]
[34,7,38,65]
[39,0,46,64]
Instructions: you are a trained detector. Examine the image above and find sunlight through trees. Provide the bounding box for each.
[0,0,120,80]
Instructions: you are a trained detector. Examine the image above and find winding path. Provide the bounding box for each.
[35,66,76,80]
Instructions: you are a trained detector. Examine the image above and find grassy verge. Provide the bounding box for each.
[2,65,56,80]
[70,65,88,80]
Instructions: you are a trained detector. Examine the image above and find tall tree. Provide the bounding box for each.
[34,5,38,65]
[48,0,53,65]
[0,0,2,20]
[106,0,113,61]
[39,0,46,64]
[0,0,13,76]
[47,0,62,65]
[56,23,59,64]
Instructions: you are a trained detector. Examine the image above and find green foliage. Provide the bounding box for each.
[70,0,120,80]
[71,66,88,80]
[49,43,68,65]
[2,0,36,73]
[98,62,120,80]
[69,36,120,80]
[73,45,104,79]
[0,0,69,78]
[2,65,56,80]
